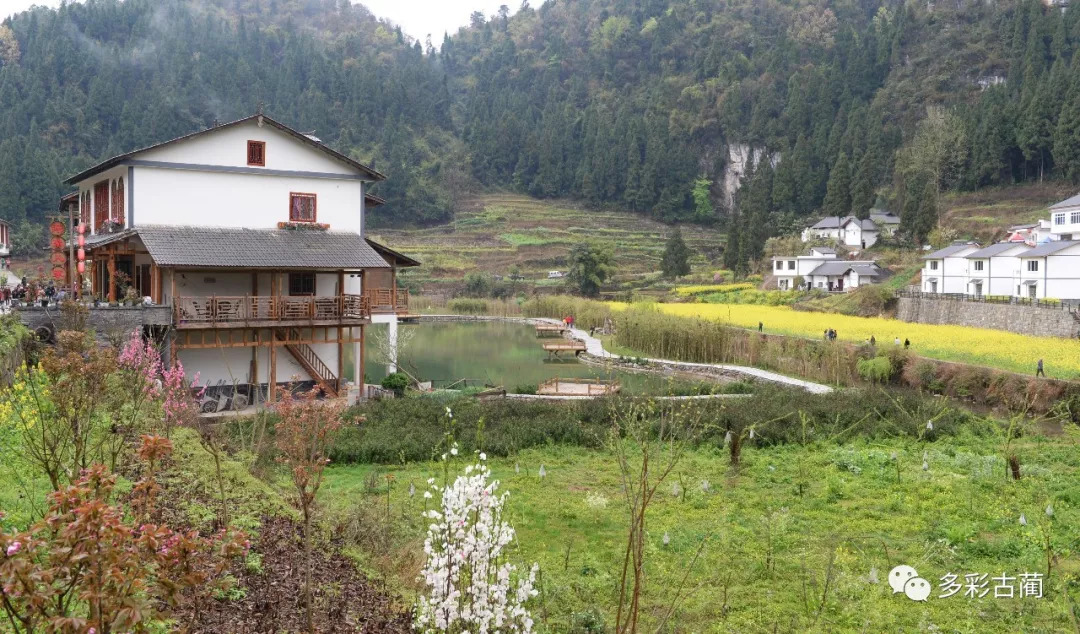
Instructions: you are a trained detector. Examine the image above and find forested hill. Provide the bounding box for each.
[1,0,1079,266]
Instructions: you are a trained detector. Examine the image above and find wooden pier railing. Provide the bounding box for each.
[363,287,409,314]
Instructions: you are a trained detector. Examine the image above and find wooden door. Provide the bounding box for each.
[93,181,110,231]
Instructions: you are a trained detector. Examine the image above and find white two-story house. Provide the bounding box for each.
[68,113,417,404]
[921,243,980,294]
[772,246,882,292]
[1017,240,1080,299]
[1048,193,1080,240]
[963,242,1031,297]
[801,216,880,248]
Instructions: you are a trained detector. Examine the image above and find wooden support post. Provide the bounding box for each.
[269,328,277,403]
[107,251,116,303]
[391,268,397,310]
[359,324,366,391]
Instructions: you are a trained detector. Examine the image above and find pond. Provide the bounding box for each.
[345,320,739,395]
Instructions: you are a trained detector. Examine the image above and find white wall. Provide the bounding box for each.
[177,326,342,387]
[79,166,128,233]
[987,254,1025,296]
[130,167,364,233]
[1019,258,1045,298]
[137,119,355,175]
[1043,247,1080,298]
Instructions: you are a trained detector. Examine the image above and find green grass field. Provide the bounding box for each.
[322,428,1080,632]
[369,194,726,292]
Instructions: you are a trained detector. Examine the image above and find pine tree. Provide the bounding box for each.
[661,228,692,279]
[915,179,938,242]
[822,152,852,218]
[1054,59,1080,182]
[850,141,882,219]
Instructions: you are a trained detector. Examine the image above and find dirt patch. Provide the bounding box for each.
[181,516,412,633]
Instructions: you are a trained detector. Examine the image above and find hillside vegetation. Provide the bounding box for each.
[1,0,1080,257]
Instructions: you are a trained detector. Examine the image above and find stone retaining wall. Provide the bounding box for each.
[16,305,173,334]
[896,296,1079,339]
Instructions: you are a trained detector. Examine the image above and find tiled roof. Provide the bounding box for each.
[808,262,855,276]
[922,243,979,259]
[848,265,880,276]
[87,226,391,269]
[1049,192,1080,209]
[870,212,900,224]
[1022,240,1080,257]
[810,216,843,229]
[966,243,1030,258]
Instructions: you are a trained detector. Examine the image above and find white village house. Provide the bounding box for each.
[963,242,1031,297]
[800,211,900,249]
[0,218,9,261]
[67,113,417,403]
[772,246,883,292]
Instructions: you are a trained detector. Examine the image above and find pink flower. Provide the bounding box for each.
[6,541,21,556]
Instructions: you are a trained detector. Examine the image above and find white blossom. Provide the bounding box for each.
[700,479,711,493]
[926,420,934,431]
[479,452,487,461]
[1020,513,1028,526]
[1046,505,1054,517]
[415,461,538,633]
[409,482,416,497]
[724,430,732,445]
[662,532,670,546]
[538,465,546,479]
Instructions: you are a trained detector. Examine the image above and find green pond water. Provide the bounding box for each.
[344,321,731,395]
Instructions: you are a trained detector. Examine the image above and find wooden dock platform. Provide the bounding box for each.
[542,340,586,356]
[535,324,568,337]
[537,377,620,396]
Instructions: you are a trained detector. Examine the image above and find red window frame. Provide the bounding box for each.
[111,177,125,225]
[247,140,266,166]
[93,181,110,231]
[80,190,91,227]
[289,192,317,223]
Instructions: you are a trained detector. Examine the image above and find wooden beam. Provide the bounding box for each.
[107,253,116,303]
[359,324,366,388]
[269,326,277,403]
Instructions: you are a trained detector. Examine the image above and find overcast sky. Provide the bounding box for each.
[0,0,515,42]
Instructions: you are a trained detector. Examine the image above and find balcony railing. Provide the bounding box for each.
[363,287,409,314]
[174,294,370,327]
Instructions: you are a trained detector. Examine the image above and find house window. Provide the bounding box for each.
[974,260,984,271]
[80,190,90,227]
[111,177,125,225]
[1055,213,1066,225]
[788,260,795,270]
[289,193,317,222]
[929,261,939,270]
[775,261,783,270]
[289,272,316,296]
[93,180,110,231]
[247,140,266,166]
[1072,212,1080,224]
[1027,260,1039,272]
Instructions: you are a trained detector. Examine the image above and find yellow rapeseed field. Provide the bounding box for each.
[673,283,755,295]
[615,302,1080,378]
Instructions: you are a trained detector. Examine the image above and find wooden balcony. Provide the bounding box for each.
[363,287,409,314]
[174,294,370,329]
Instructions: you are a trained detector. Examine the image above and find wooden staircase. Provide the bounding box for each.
[274,328,339,397]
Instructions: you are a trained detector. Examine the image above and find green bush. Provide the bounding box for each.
[380,372,410,396]
[856,356,894,383]
[447,298,490,314]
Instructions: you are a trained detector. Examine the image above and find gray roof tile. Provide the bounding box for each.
[966,242,1030,258]
[922,243,979,259]
[1022,240,1080,257]
[1050,192,1080,209]
[87,226,391,269]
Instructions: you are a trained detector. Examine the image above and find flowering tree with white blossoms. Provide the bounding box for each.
[416,450,539,633]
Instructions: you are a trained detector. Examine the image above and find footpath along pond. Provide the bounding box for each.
[344,320,745,395]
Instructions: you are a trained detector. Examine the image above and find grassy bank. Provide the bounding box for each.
[323,427,1080,632]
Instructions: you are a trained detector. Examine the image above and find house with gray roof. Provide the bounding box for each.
[801,215,882,248]
[52,112,419,407]
[1017,240,1080,299]
[921,242,981,294]
[772,247,882,292]
[963,242,1031,297]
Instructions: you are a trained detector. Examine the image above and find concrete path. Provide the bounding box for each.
[419,315,834,394]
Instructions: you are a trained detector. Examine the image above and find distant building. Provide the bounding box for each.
[0,219,9,260]
[800,212,897,248]
[1018,240,1080,299]
[921,243,981,294]
[772,246,882,292]
[962,242,1031,297]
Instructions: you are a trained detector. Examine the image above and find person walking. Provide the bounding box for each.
[894,337,900,346]
[1036,359,1045,377]
[870,335,876,346]
[758,321,763,333]
[904,338,910,349]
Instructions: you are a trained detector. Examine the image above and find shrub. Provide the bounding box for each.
[381,372,410,396]
[447,298,490,314]
[857,356,894,384]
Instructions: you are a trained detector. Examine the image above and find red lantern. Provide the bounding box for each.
[77,248,85,260]
[49,221,65,236]
[51,266,65,281]
[50,236,65,250]
[77,234,85,247]
[50,252,66,266]
[77,261,86,274]
[78,223,86,235]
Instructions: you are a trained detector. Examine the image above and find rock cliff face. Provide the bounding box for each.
[721,144,778,210]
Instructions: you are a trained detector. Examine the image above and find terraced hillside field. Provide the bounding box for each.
[368,194,726,292]
[939,182,1076,242]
